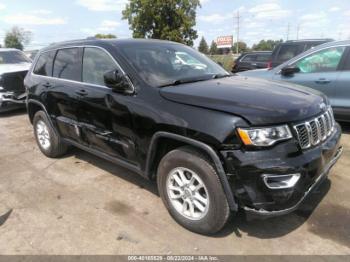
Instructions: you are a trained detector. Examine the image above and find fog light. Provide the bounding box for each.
[262,173,301,189]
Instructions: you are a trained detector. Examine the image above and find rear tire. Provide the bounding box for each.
[33,111,68,158]
[157,146,230,235]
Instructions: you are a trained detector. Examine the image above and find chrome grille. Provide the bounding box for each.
[294,108,335,149]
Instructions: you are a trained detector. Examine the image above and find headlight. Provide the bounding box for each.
[237,125,292,147]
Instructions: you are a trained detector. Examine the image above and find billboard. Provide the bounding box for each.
[216,35,233,48]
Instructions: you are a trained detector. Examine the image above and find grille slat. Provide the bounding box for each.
[294,108,335,149]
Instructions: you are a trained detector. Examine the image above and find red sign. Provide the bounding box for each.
[216,36,233,48]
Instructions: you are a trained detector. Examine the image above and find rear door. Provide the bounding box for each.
[273,46,346,102]
[255,53,271,69]
[48,47,85,144]
[237,54,257,71]
[331,46,350,121]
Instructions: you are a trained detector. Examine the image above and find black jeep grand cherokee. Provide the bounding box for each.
[24,39,342,234]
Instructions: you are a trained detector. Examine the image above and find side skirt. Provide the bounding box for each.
[63,138,144,177]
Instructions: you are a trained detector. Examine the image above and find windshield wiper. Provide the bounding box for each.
[159,76,213,88]
[212,73,233,79]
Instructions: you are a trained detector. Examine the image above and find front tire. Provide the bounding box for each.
[157,146,230,234]
[33,111,68,158]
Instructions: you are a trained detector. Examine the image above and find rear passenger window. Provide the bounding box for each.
[256,54,270,62]
[33,52,55,76]
[53,48,80,81]
[82,47,118,86]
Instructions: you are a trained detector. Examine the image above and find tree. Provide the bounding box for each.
[94,34,117,39]
[198,37,209,54]
[252,39,283,51]
[232,41,249,53]
[209,40,218,55]
[122,0,201,46]
[4,26,31,50]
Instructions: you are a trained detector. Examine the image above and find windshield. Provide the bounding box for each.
[119,43,229,87]
[0,50,31,64]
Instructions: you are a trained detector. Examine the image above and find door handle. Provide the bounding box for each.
[75,89,88,96]
[43,82,53,88]
[315,78,331,84]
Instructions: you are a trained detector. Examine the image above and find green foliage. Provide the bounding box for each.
[209,55,234,72]
[232,41,249,53]
[94,34,117,39]
[252,39,283,51]
[122,0,201,46]
[209,40,218,55]
[198,37,209,54]
[4,27,31,50]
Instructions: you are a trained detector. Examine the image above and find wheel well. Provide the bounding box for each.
[27,103,43,124]
[148,137,212,180]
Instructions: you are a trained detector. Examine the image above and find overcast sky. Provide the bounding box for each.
[0,0,349,50]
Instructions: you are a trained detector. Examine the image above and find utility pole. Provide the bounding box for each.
[296,23,301,40]
[234,10,241,54]
[286,23,290,40]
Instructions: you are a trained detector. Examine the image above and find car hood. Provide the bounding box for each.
[159,76,327,125]
[0,63,31,75]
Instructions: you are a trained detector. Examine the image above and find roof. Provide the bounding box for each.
[41,38,181,52]
[0,48,22,52]
[285,38,334,43]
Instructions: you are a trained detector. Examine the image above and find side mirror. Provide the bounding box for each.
[104,70,133,94]
[281,66,300,76]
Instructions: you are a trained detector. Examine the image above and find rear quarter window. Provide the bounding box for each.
[33,51,55,76]
[241,54,256,62]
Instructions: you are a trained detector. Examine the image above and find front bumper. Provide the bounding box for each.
[220,123,342,216]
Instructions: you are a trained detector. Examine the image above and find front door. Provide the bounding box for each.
[273,46,347,103]
[78,47,137,164]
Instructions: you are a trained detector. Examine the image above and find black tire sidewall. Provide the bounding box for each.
[33,111,59,157]
[157,148,230,234]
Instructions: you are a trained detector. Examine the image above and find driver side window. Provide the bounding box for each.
[294,46,345,73]
[82,47,119,86]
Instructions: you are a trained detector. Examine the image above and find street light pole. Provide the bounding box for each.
[234,10,241,54]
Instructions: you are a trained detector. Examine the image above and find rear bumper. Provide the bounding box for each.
[220,123,342,216]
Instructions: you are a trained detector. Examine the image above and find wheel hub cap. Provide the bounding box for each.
[36,120,51,150]
[166,167,209,220]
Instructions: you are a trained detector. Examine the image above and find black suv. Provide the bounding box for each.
[232,51,271,73]
[25,39,342,234]
[270,39,333,68]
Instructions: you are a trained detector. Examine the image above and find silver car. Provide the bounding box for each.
[239,40,350,122]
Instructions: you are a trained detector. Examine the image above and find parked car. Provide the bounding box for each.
[269,39,334,68]
[232,51,272,72]
[24,50,39,60]
[25,39,342,234]
[0,48,32,112]
[239,40,350,122]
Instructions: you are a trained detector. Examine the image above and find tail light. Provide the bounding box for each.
[267,61,272,70]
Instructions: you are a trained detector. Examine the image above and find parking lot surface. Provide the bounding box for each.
[0,110,349,255]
